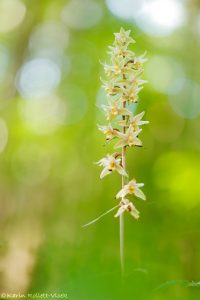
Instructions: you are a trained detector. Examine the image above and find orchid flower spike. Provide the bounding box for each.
[84,29,149,270]
[96,28,148,219]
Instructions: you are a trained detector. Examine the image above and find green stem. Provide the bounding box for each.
[120,100,126,276]
[120,212,124,275]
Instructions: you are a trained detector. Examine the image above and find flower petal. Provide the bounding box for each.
[134,137,142,147]
[114,205,127,218]
[116,187,128,199]
[134,187,146,200]
[114,139,127,149]
[100,168,111,179]
[130,207,140,219]
[116,165,128,177]
[95,158,105,166]
[140,120,149,125]
[134,111,145,122]
[120,108,132,116]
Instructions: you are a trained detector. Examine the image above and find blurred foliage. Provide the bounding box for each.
[0,0,200,299]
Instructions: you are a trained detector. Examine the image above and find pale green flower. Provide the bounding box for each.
[115,198,139,219]
[101,79,122,96]
[133,52,147,70]
[98,123,118,141]
[114,28,135,48]
[102,77,145,100]
[108,46,135,61]
[118,111,149,131]
[103,58,133,79]
[101,100,132,121]
[116,179,146,200]
[115,126,142,148]
[103,61,122,78]
[121,83,143,103]
[96,154,128,179]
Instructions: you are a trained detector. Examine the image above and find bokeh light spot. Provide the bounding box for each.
[61,0,102,30]
[19,95,66,134]
[106,0,185,37]
[145,55,184,94]
[29,22,69,66]
[0,118,8,153]
[0,45,10,84]
[0,0,26,33]
[148,101,184,143]
[136,0,185,37]
[168,79,200,119]
[153,151,200,209]
[106,0,145,20]
[16,58,61,98]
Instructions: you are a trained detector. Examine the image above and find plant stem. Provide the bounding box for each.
[120,100,126,276]
[119,212,124,275]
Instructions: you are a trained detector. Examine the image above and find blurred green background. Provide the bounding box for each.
[0,0,200,299]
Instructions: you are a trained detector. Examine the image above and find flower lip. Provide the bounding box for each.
[115,198,140,219]
[114,126,142,149]
[128,183,135,194]
[116,179,146,200]
[96,154,128,179]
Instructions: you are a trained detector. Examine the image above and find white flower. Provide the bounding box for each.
[96,154,128,179]
[103,57,134,79]
[133,52,147,70]
[101,100,132,121]
[98,123,118,141]
[108,46,135,60]
[116,179,146,200]
[103,60,124,77]
[129,112,149,130]
[120,83,143,103]
[115,126,142,148]
[115,199,140,219]
[118,111,149,131]
[114,28,135,48]
[101,79,122,96]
